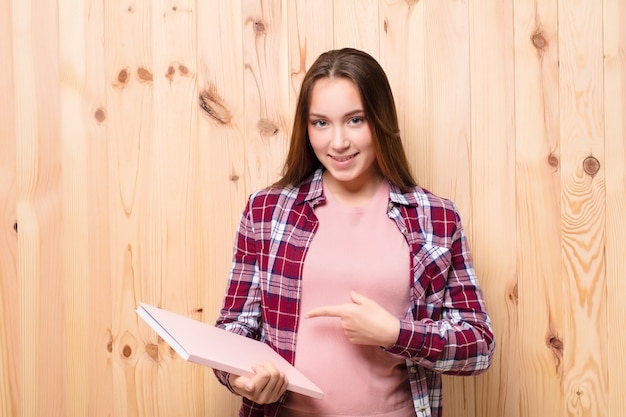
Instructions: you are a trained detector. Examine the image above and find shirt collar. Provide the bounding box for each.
[388,182,420,207]
[294,167,325,206]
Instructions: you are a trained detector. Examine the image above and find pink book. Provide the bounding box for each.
[136,303,324,399]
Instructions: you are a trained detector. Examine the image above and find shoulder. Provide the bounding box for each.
[245,184,297,216]
[249,184,298,205]
[391,184,463,241]
[393,184,460,221]
[247,170,323,213]
[245,181,310,222]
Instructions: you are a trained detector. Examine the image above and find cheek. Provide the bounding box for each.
[307,130,326,152]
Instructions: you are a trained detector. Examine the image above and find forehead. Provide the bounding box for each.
[308,77,363,113]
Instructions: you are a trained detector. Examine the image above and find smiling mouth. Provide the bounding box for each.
[330,153,358,162]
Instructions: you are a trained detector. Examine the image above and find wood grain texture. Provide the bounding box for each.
[468,2,517,417]
[83,1,114,416]
[379,0,426,184]
[0,0,18,415]
[104,1,155,416]
[604,1,626,416]
[13,0,64,416]
[513,1,566,416]
[196,0,247,414]
[2,1,626,416]
[333,0,379,55]
[59,0,89,414]
[12,4,40,416]
[142,1,204,416]
[242,0,290,191]
[288,0,333,106]
[558,1,608,415]
[413,2,474,413]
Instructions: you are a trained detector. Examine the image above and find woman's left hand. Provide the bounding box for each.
[306,290,400,348]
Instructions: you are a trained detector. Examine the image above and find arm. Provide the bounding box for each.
[386,208,495,375]
[213,197,289,403]
[306,204,494,376]
[215,198,262,338]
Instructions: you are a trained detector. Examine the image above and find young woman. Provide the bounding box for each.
[214,48,495,417]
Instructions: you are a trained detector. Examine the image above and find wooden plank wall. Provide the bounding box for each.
[0,0,624,416]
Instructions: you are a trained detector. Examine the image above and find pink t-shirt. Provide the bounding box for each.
[280,180,415,417]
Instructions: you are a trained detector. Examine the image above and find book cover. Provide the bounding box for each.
[136,303,324,399]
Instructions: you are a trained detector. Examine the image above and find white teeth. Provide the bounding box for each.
[333,155,355,162]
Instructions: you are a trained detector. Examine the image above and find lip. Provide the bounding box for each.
[329,153,358,163]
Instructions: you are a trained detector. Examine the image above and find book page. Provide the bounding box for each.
[136,303,324,399]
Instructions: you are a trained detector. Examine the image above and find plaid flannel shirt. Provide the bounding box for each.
[214,168,495,417]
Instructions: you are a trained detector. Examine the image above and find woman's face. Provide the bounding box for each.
[307,77,379,194]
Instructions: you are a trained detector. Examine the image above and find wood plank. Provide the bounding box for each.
[82,0,113,415]
[13,0,65,415]
[103,1,155,415]
[242,0,290,191]
[513,1,565,416]
[0,0,19,415]
[603,0,626,415]
[419,0,472,211]
[557,0,608,415]
[468,1,517,417]
[379,0,426,176]
[141,1,203,416]
[381,3,476,413]
[333,0,378,55]
[2,1,626,416]
[196,0,247,414]
[420,2,474,414]
[58,0,90,415]
[12,2,41,415]
[288,0,333,106]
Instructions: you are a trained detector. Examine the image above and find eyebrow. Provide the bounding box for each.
[308,109,365,118]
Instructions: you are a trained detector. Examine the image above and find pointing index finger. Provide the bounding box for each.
[305,304,346,319]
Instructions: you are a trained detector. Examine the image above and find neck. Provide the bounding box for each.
[322,171,384,207]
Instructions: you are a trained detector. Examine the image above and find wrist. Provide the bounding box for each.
[382,318,400,348]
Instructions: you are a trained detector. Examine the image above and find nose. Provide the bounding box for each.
[331,127,349,150]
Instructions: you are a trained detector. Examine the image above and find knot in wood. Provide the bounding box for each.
[547,153,559,168]
[548,335,563,351]
[532,31,547,50]
[145,343,159,362]
[166,66,176,82]
[583,156,600,177]
[137,67,153,82]
[117,68,130,84]
[94,108,106,123]
[122,345,132,358]
[199,87,232,125]
[258,119,279,137]
[254,20,266,35]
[508,283,518,303]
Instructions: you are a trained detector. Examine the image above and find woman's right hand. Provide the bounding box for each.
[228,361,289,404]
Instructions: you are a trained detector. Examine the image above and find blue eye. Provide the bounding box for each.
[348,117,364,125]
[311,120,328,127]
